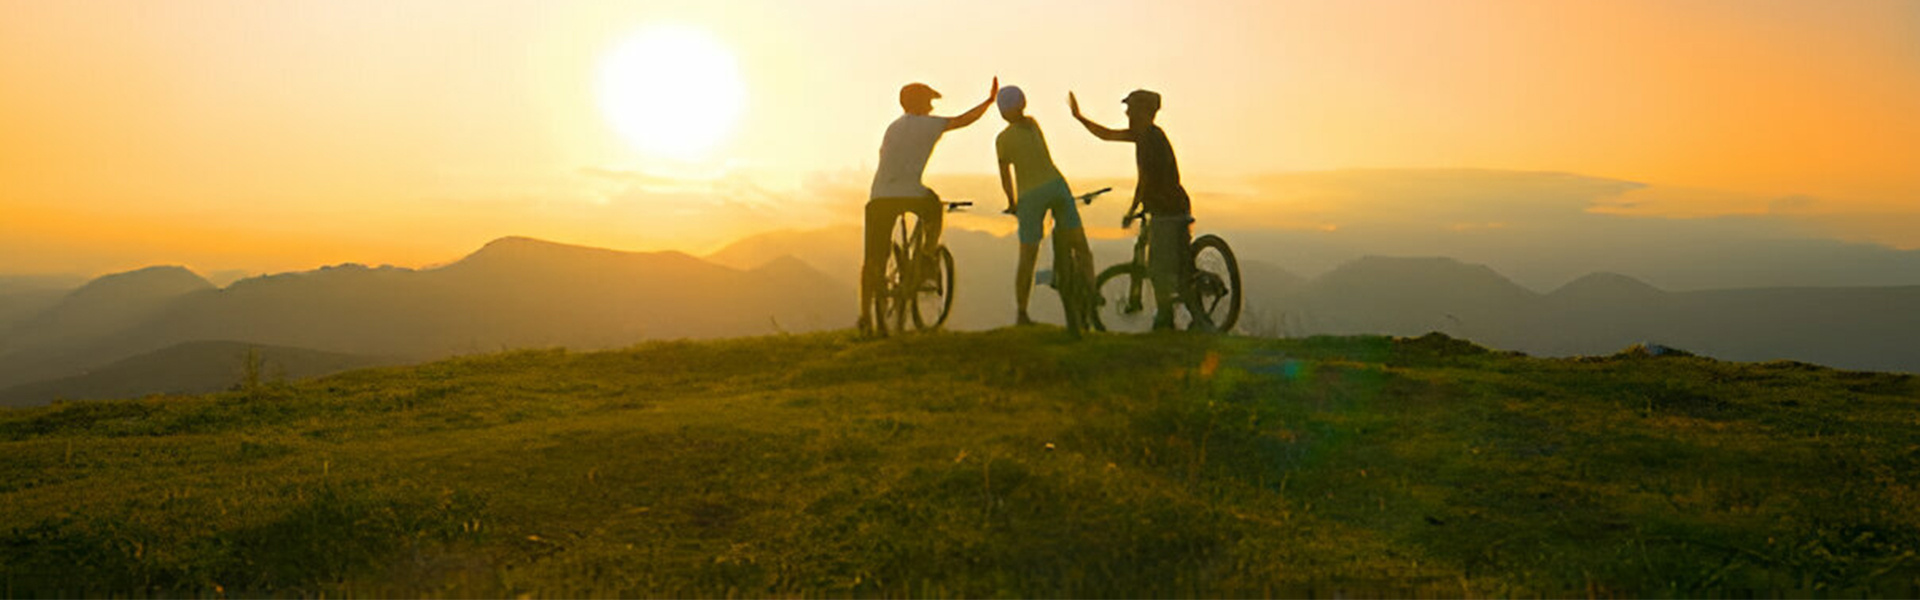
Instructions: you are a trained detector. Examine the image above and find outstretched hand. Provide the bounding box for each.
[1068,91,1081,118]
[988,76,999,102]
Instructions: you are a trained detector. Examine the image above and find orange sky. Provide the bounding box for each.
[3,0,1917,275]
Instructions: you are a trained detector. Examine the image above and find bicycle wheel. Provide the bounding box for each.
[1189,234,1242,333]
[1059,246,1105,335]
[873,241,911,336]
[1057,250,1086,337]
[910,246,956,330]
[1094,263,1155,333]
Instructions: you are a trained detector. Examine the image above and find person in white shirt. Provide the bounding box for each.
[860,78,998,334]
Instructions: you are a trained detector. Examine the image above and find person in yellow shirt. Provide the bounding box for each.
[995,85,1095,326]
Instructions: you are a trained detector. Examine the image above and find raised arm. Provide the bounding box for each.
[1068,92,1133,142]
[944,76,999,131]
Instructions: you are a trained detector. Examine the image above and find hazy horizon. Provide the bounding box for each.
[9,167,1920,297]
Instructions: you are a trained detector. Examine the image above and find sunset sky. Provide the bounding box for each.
[3,0,1917,276]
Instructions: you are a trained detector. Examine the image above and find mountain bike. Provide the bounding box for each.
[1094,210,1242,333]
[873,200,971,336]
[1036,187,1111,337]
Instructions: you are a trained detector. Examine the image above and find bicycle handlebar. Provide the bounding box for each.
[945,201,973,212]
[1077,187,1113,205]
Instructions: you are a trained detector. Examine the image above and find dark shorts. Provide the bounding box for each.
[863,196,943,286]
[1147,213,1193,291]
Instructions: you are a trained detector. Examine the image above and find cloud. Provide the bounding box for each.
[1218,169,1645,232]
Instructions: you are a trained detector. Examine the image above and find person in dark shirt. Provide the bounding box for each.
[1068,89,1211,331]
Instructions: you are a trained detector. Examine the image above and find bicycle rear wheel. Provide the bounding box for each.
[1094,263,1155,333]
[910,246,956,330]
[1188,234,1242,333]
[1056,246,1102,335]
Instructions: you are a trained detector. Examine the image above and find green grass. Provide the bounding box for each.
[3,329,1918,597]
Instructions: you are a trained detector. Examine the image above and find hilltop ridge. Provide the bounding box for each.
[1,329,1915,596]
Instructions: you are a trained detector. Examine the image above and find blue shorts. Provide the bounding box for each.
[1014,178,1082,245]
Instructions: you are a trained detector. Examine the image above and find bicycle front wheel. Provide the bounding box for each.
[873,242,911,337]
[1189,234,1242,333]
[910,246,956,331]
[1094,263,1155,333]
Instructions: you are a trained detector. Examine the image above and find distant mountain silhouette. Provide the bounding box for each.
[709,226,1920,371]
[0,274,87,295]
[1242,257,1920,373]
[1,266,213,354]
[1547,271,1666,303]
[0,340,397,407]
[707,226,866,285]
[0,238,854,399]
[5,232,1918,406]
[1286,256,1536,339]
[0,287,72,333]
[1211,169,1920,292]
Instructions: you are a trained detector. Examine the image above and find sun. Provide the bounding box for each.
[598,25,746,160]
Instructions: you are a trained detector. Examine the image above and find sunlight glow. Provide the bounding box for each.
[597,25,746,160]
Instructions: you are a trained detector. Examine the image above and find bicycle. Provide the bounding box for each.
[1093,209,1242,333]
[872,200,971,336]
[1033,187,1112,337]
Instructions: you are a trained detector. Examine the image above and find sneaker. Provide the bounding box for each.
[1185,309,1219,333]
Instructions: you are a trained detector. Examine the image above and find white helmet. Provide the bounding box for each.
[996,85,1026,112]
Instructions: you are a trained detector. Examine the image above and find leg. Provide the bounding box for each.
[1048,182,1096,300]
[861,200,903,331]
[1165,218,1214,332]
[1146,216,1186,330]
[912,196,943,257]
[1015,242,1040,325]
[1012,185,1052,326]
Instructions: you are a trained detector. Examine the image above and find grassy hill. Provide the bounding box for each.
[0,341,399,407]
[2,329,1917,596]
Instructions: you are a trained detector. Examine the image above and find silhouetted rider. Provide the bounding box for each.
[995,84,1096,327]
[860,78,998,334]
[1069,89,1212,331]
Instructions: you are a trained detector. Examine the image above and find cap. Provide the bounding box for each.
[1122,89,1162,112]
[996,85,1026,112]
[899,83,942,107]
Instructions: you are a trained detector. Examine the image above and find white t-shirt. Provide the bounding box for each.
[869,114,949,200]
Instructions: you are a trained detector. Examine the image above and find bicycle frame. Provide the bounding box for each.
[1046,188,1110,335]
[874,201,969,335]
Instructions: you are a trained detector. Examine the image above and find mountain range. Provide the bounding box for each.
[708,226,1920,373]
[3,229,1917,406]
[0,237,852,405]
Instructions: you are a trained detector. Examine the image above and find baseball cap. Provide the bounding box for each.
[1122,89,1162,112]
[996,85,1026,112]
[899,83,941,106]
